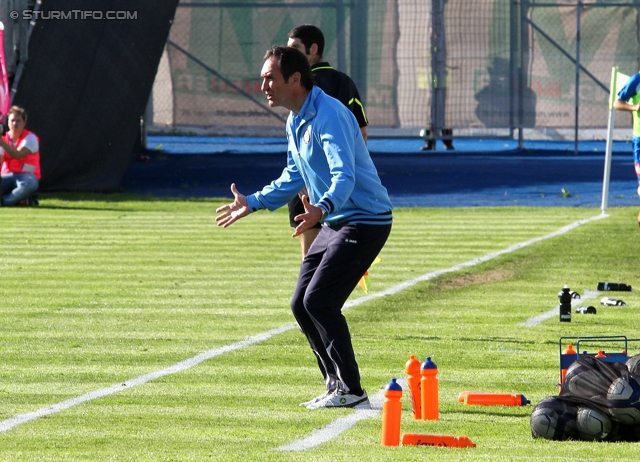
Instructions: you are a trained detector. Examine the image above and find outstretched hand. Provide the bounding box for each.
[215,183,249,227]
[292,194,323,237]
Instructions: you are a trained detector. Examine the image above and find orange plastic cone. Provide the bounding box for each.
[401,433,476,448]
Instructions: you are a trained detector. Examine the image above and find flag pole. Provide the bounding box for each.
[601,67,618,214]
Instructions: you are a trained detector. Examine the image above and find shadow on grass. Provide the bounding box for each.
[32,191,227,211]
[448,408,532,418]
[38,191,225,202]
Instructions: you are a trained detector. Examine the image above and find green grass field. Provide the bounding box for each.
[0,193,639,460]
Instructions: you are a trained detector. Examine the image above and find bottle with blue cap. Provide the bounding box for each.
[420,356,439,420]
[381,378,402,446]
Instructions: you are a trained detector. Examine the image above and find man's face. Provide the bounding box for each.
[287,37,314,65]
[261,56,292,109]
[8,113,25,134]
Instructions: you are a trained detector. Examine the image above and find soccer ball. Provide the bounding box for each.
[563,361,603,396]
[606,376,640,425]
[530,397,578,440]
[607,376,640,406]
[576,406,612,441]
[626,355,640,376]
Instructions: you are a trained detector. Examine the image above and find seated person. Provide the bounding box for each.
[0,106,40,206]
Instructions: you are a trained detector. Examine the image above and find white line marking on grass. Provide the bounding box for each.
[276,379,401,452]
[342,213,608,312]
[518,289,601,327]
[277,408,379,451]
[278,213,608,451]
[0,213,607,435]
[0,324,295,433]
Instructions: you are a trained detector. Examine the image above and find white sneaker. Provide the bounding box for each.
[300,390,333,407]
[637,185,640,197]
[306,390,371,410]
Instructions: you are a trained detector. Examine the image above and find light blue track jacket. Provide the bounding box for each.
[246,86,393,226]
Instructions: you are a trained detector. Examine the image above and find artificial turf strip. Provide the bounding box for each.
[0,194,638,460]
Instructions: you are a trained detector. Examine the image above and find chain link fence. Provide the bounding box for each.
[524,1,639,138]
[147,0,640,140]
[0,0,37,84]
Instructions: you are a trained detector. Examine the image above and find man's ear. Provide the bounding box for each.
[291,71,301,85]
[309,43,318,57]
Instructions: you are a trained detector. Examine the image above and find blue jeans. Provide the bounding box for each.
[1,172,39,206]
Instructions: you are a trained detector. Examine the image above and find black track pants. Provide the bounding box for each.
[291,222,392,394]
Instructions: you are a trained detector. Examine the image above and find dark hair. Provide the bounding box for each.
[263,45,314,91]
[287,24,325,58]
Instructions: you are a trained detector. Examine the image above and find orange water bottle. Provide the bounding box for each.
[381,378,403,446]
[420,357,439,420]
[463,392,530,406]
[405,355,422,419]
[559,343,577,389]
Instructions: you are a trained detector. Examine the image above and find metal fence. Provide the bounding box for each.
[147,0,640,141]
[0,0,37,84]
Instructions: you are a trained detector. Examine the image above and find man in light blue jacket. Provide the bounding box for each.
[216,46,392,410]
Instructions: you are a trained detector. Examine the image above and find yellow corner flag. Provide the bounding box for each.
[610,67,630,109]
[609,67,640,108]
[358,257,382,293]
